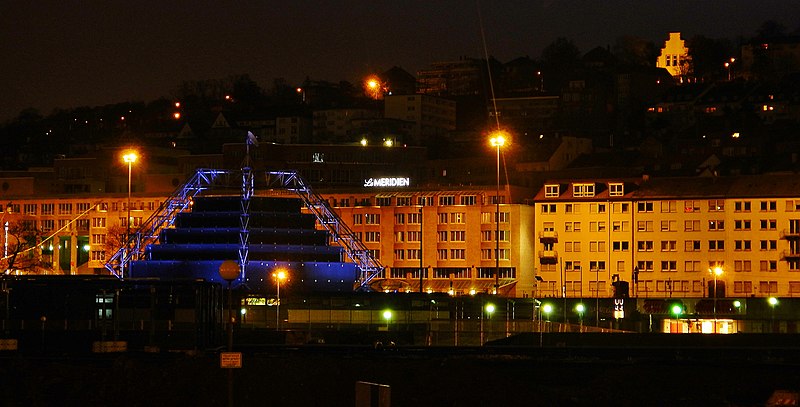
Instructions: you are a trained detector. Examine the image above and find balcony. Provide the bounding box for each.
[781,250,800,261]
[538,250,558,264]
[780,229,800,240]
[538,230,558,243]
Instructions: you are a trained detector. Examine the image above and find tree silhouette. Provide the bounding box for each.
[2,221,52,274]
[541,37,582,92]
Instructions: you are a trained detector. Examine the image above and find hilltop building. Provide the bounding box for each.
[657,32,691,79]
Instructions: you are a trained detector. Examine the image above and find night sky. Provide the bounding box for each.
[2,0,799,122]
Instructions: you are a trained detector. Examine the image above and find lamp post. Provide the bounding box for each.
[273,269,287,330]
[482,302,495,345]
[419,207,423,293]
[711,266,723,333]
[768,297,778,332]
[575,303,585,331]
[382,309,392,329]
[218,260,239,407]
[725,58,735,81]
[536,71,543,92]
[489,132,507,295]
[671,304,682,333]
[122,151,137,278]
[542,303,553,334]
[3,204,10,273]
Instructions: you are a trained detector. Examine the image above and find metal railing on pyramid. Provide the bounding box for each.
[104,169,233,277]
[105,168,384,290]
[266,171,385,289]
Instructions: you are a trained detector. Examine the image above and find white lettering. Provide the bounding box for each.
[363,177,410,188]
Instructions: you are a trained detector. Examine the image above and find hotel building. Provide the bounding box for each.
[314,184,537,297]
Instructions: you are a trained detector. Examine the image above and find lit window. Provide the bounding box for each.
[545,184,559,198]
[573,183,595,198]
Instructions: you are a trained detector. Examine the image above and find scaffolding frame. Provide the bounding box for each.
[104,168,384,289]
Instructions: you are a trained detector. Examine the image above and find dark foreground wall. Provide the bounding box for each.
[2,346,798,407]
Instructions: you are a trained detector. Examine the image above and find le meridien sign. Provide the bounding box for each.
[364,177,410,187]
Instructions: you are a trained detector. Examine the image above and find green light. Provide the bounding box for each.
[575,303,585,314]
[768,297,778,306]
[382,310,392,320]
[485,303,496,314]
[733,300,741,308]
[671,305,682,316]
[542,304,553,314]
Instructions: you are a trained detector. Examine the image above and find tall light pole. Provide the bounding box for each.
[122,151,137,278]
[711,266,723,333]
[542,303,553,343]
[273,269,287,330]
[419,207,424,293]
[218,260,239,407]
[490,132,507,295]
[575,303,585,331]
[671,304,683,333]
[3,204,11,274]
[768,297,778,332]
[482,302,495,345]
[725,57,735,81]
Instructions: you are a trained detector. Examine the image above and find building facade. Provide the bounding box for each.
[311,108,380,143]
[383,94,456,145]
[2,194,164,275]
[6,140,800,302]
[656,32,690,78]
[533,175,800,299]
[316,185,537,297]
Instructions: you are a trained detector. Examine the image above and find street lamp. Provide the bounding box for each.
[536,71,543,92]
[485,303,496,315]
[489,131,507,295]
[710,266,723,333]
[542,303,553,334]
[542,304,553,320]
[122,151,137,278]
[724,57,735,81]
[273,269,287,330]
[575,303,585,330]
[218,260,239,407]
[382,309,392,329]
[2,204,11,273]
[482,302,496,345]
[768,297,778,332]
[364,75,384,100]
[671,304,683,333]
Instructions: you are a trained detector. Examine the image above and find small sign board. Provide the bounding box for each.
[220,352,242,369]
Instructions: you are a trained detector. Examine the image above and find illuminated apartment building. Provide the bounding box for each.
[2,194,165,275]
[533,175,800,299]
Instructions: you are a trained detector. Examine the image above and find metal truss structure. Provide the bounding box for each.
[265,171,385,289]
[105,168,384,289]
[105,169,231,277]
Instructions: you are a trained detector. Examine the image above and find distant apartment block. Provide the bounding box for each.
[384,94,456,145]
[417,58,488,96]
[488,96,559,134]
[741,35,800,80]
[312,108,380,143]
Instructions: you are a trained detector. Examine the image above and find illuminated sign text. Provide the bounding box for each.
[364,177,410,187]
